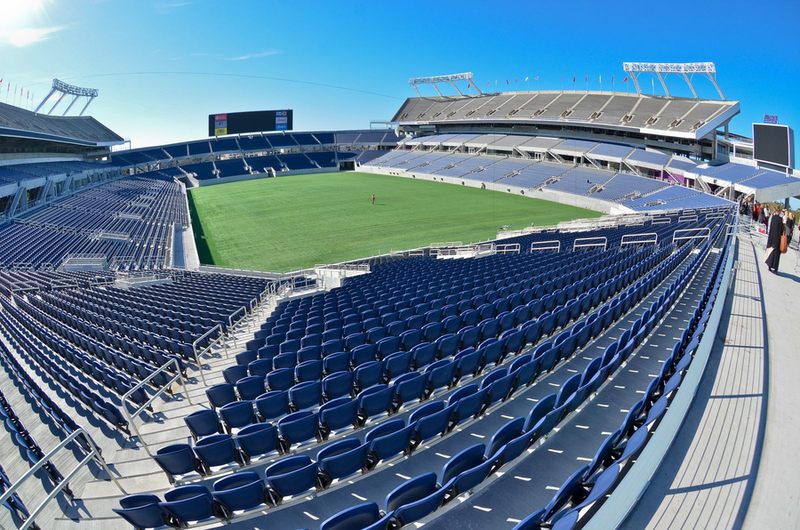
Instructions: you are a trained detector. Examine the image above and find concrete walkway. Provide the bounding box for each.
[623,233,800,529]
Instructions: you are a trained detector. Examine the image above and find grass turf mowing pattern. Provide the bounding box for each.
[188,172,601,272]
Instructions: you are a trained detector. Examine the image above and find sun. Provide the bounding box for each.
[0,0,46,29]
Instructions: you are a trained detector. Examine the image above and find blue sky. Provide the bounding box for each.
[1,0,799,153]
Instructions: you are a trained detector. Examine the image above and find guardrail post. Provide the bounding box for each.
[0,428,126,530]
[121,358,192,454]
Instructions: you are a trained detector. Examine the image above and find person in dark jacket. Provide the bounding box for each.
[765,211,785,273]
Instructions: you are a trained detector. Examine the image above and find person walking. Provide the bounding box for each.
[765,209,785,273]
[785,212,795,244]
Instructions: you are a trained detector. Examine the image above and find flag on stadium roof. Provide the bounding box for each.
[764,115,779,124]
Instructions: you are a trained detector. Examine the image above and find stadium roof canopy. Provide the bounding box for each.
[0,101,123,147]
[392,90,740,141]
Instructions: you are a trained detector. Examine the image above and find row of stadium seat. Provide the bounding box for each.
[154,244,678,486]
[286,214,732,530]
[116,221,723,528]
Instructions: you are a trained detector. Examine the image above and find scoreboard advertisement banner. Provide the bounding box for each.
[208,109,293,136]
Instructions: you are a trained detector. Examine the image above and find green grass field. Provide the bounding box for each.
[187,172,601,272]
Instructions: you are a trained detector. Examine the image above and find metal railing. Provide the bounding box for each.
[678,214,699,223]
[495,243,521,254]
[573,236,608,251]
[651,217,672,225]
[620,232,659,247]
[191,324,224,385]
[673,227,711,244]
[0,429,126,530]
[314,263,371,273]
[122,358,191,455]
[530,240,561,252]
[704,212,726,221]
[227,306,248,327]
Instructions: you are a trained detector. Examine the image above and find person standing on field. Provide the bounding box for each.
[370,193,376,205]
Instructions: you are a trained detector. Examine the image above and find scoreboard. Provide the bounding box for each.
[208,109,293,137]
[752,123,793,169]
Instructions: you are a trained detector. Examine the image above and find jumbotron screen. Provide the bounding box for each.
[753,123,793,168]
[208,109,293,136]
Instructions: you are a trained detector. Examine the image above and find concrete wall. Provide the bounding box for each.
[360,165,632,215]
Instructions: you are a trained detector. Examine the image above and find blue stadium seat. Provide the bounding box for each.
[184,408,220,440]
[317,438,369,488]
[154,444,202,483]
[486,417,525,458]
[323,351,350,374]
[223,365,248,385]
[382,350,412,381]
[247,359,271,377]
[266,367,295,391]
[410,342,436,369]
[295,359,323,382]
[357,384,394,422]
[289,380,322,410]
[236,422,280,462]
[441,443,485,485]
[277,410,320,449]
[193,433,243,471]
[211,471,269,513]
[354,361,382,393]
[351,343,377,367]
[426,359,456,392]
[206,383,236,409]
[322,370,354,400]
[412,402,455,444]
[219,400,255,432]
[255,390,290,421]
[385,472,439,513]
[159,484,221,526]
[366,423,414,468]
[319,396,359,436]
[113,494,167,529]
[320,502,390,530]
[393,372,426,408]
[265,455,318,503]
[542,465,590,520]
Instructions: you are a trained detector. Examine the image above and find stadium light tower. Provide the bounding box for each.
[622,62,724,100]
[34,78,100,116]
[408,72,482,97]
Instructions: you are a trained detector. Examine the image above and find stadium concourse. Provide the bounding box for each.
[0,79,798,530]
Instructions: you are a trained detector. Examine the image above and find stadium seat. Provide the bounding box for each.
[193,433,243,471]
[236,422,280,462]
[265,455,318,503]
[277,410,320,449]
[219,400,256,432]
[317,438,369,487]
[113,494,167,529]
[154,444,202,483]
[320,502,390,530]
[159,484,221,526]
[184,408,220,440]
[211,471,270,513]
[255,390,290,421]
